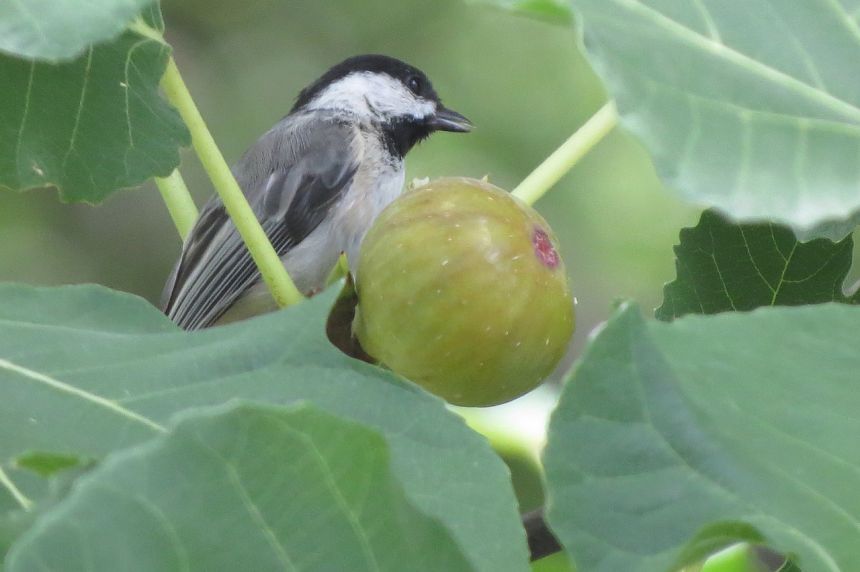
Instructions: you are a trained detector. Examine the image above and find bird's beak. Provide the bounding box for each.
[428,106,473,133]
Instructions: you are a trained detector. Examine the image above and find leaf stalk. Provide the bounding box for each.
[512,101,618,206]
[155,169,198,240]
[159,57,304,307]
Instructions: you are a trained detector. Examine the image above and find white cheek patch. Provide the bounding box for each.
[307,72,436,121]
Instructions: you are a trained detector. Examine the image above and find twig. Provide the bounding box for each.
[155,169,198,240]
[513,101,618,206]
[160,57,304,307]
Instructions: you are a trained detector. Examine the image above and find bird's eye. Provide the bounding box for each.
[407,76,422,95]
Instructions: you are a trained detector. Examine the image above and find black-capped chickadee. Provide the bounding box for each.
[161,54,472,330]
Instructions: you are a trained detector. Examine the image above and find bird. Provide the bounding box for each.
[160,54,472,330]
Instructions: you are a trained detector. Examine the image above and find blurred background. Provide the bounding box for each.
[0,0,697,351]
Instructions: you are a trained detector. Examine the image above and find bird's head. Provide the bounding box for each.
[292,54,472,157]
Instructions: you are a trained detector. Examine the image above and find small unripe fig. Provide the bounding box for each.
[354,177,574,407]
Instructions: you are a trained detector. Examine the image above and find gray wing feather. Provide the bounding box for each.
[161,114,360,330]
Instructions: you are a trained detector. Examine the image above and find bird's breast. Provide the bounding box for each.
[335,159,406,270]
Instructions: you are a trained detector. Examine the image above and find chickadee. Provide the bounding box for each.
[161,54,472,330]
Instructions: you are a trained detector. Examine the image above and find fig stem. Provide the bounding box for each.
[512,101,618,206]
[159,56,304,308]
[325,253,350,287]
[155,169,198,240]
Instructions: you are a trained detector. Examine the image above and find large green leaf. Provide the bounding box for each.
[544,304,860,572]
[0,6,189,203]
[0,0,155,61]
[0,284,529,572]
[6,403,474,571]
[568,0,860,240]
[657,210,858,320]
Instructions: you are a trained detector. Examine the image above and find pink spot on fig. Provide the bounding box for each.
[532,227,560,269]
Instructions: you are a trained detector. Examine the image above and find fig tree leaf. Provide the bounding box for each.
[0,284,529,572]
[0,463,55,519]
[0,0,155,61]
[0,280,176,333]
[569,0,860,240]
[6,403,474,572]
[0,508,33,565]
[1,459,95,563]
[544,304,860,572]
[0,5,190,203]
[0,471,26,516]
[469,0,573,24]
[656,210,858,320]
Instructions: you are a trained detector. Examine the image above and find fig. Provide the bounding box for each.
[354,177,574,407]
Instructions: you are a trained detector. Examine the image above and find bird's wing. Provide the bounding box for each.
[161,116,360,330]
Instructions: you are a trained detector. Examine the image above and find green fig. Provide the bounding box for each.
[354,177,574,407]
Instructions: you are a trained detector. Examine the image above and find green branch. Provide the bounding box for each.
[155,169,198,240]
[160,57,304,308]
[512,101,618,206]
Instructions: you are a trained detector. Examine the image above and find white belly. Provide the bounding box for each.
[288,160,404,290]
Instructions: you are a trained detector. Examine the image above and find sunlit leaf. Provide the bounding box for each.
[0,0,155,61]
[570,0,860,240]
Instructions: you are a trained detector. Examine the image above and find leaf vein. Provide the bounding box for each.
[0,465,32,510]
[630,346,843,571]
[612,0,860,122]
[0,357,165,433]
[771,242,799,304]
[200,441,297,571]
[275,419,382,572]
[62,48,95,171]
[15,62,36,182]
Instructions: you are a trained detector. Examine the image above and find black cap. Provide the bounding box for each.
[292,54,439,112]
